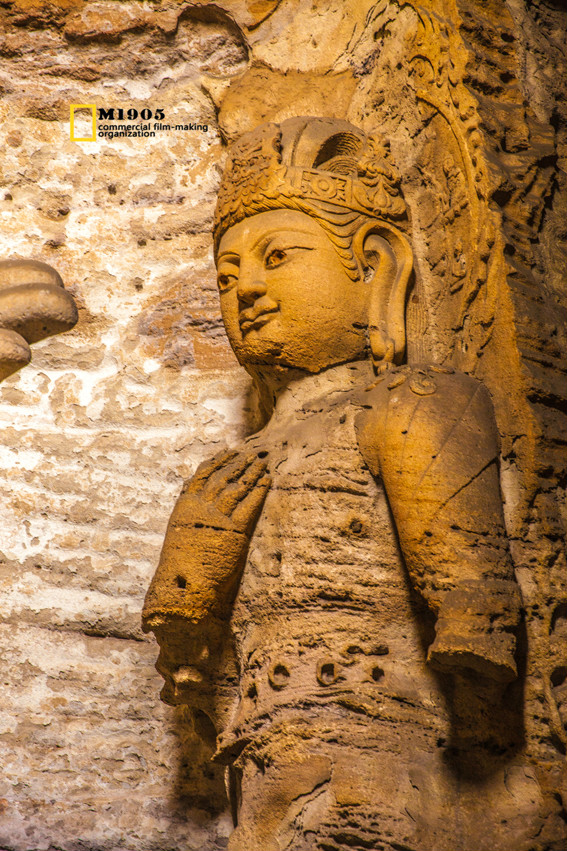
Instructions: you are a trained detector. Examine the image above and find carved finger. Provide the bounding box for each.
[216,457,270,515]
[184,449,239,494]
[205,451,258,501]
[231,474,271,534]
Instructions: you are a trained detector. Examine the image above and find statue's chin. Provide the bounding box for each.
[229,314,369,375]
[238,346,331,375]
[235,338,371,377]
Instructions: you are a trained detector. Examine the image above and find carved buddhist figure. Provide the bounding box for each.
[143,119,533,851]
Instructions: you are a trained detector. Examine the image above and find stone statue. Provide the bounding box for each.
[0,259,78,382]
[142,118,539,851]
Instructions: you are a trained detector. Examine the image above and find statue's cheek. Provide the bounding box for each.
[219,299,241,340]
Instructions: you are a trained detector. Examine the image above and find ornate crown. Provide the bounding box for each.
[213,117,406,251]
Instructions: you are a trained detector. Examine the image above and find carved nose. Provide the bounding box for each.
[237,275,267,305]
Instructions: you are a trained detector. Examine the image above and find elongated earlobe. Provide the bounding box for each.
[352,222,413,371]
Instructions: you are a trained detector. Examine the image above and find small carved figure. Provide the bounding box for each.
[0,259,78,382]
[143,119,528,850]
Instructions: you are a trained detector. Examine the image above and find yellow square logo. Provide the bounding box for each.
[70,105,96,141]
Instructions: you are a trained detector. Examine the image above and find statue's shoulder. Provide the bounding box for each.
[355,364,499,477]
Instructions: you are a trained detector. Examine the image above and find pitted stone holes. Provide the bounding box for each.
[317,659,340,686]
[268,662,290,690]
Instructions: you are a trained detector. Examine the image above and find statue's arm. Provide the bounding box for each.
[142,449,270,705]
[356,366,522,683]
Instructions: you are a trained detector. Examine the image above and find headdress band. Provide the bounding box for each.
[213,118,406,252]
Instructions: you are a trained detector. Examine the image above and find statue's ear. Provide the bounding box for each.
[352,222,413,370]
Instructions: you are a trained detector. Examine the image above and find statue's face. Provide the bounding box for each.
[216,209,369,373]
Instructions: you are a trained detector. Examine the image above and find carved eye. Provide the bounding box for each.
[265,248,286,269]
[217,273,236,292]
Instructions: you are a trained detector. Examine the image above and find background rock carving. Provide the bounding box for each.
[0,259,77,381]
[0,1,565,849]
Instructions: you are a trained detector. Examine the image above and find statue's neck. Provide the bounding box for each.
[250,360,374,422]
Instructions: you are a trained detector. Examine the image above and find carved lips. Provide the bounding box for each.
[239,301,279,334]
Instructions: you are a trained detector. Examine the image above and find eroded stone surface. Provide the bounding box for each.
[0,3,251,849]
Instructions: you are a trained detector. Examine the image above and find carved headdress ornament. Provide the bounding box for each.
[213,117,406,253]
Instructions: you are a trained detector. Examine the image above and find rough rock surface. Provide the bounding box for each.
[0,1,565,850]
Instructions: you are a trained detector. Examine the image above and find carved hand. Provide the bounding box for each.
[142,449,270,704]
[143,448,271,628]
